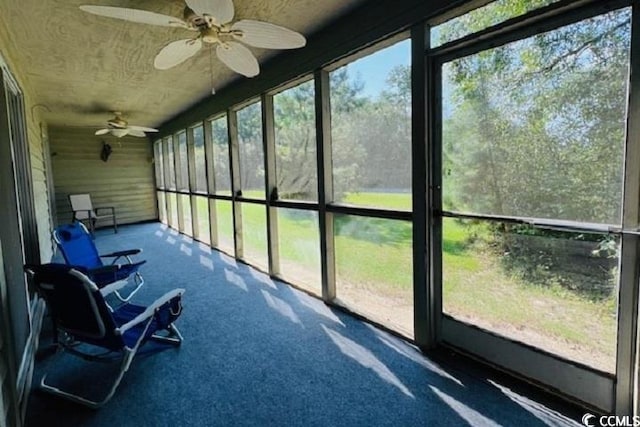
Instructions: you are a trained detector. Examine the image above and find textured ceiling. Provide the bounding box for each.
[0,0,366,129]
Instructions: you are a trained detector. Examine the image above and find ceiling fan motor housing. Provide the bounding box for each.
[107,116,128,129]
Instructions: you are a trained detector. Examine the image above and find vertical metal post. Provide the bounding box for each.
[616,0,640,415]
[187,126,199,239]
[411,24,432,347]
[315,69,336,301]
[429,43,443,345]
[228,110,243,259]
[173,133,185,233]
[162,137,174,227]
[203,118,219,247]
[262,94,280,276]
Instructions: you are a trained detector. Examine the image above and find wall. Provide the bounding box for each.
[49,127,157,226]
[0,17,54,427]
[0,14,52,263]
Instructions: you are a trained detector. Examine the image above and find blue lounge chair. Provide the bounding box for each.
[53,222,145,302]
[25,263,184,409]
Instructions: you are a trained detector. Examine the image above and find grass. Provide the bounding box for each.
[170,191,616,372]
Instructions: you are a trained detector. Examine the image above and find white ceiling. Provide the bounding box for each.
[0,0,366,129]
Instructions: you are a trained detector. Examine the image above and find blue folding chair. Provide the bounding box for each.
[25,263,184,409]
[53,222,145,302]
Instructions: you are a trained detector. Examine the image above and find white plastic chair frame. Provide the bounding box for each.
[36,269,184,409]
[69,194,117,234]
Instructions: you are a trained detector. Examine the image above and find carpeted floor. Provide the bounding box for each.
[25,222,584,426]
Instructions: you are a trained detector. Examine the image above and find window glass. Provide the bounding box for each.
[177,132,189,191]
[215,200,235,255]
[237,102,264,199]
[210,116,232,196]
[274,80,317,201]
[330,39,411,210]
[277,209,320,294]
[194,196,210,244]
[167,193,178,228]
[165,137,176,190]
[431,0,559,48]
[442,218,619,372]
[154,141,164,188]
[241,203,268,270]
[192,125,207,193]
[334,214,414,338]
[157,191,166,223]
[442,8,630,225]
[179,194,192,236]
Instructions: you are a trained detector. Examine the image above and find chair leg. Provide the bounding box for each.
[151,324,183,346]
[39,348,135,409]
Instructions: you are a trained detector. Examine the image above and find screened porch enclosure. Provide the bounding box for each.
[150,0,640,414]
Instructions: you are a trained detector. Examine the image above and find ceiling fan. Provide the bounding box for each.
[94,113,159,138]
[79,0,307,79]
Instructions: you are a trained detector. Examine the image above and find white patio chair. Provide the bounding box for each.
[69,194,117,234]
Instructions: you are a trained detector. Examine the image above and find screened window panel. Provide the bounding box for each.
[274,80,318,201]
[334,214,414,338]
[431,0,559,48]
[210,116,231,196]
[194,196,210,244]
[154,141,164,189]
[215,199,235,254]
[177,132,189,191]
[277,209,320,295]
[441,8,631,225]
[237,102,265,199]
[330,39,412,211]
[241,203,268,270]
[179,194,192,236]
[442,218,619,373]
[165,138,176,190]
[192,125,207,193]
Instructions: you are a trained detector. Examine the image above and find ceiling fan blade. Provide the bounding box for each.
[185,0,234,24]
[216,42,259,77]
[79,5,189,28]
[95,128,110,135]
[128,129,148,138]
[154,39,203,70]
[231,20,306,49]
[128,125,159,132]
[111,128,130,138]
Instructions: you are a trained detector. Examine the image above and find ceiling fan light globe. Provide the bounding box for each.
[111,129,129,138]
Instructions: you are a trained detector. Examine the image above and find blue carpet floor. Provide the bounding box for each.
[26,223,584,426]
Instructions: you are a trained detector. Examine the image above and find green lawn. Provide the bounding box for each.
[184,191,616,371]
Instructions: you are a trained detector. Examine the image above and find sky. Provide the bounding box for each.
[341,39,411,99]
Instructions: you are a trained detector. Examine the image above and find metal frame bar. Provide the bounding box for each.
[186,125,199,239]
[411,23,431,348]
[203,118,219,247]
[262,93,280,276]
[616,0,640,414]
[315,69,336,301]
[171,133,185,232]
[228,109,243,259]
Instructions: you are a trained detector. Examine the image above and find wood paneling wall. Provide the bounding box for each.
[49,127,157,227]
[0,8,55,425]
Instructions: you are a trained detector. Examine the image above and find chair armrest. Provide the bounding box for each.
[100,249,142,258]
[117,288,185,334]
[99,279,129,297]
